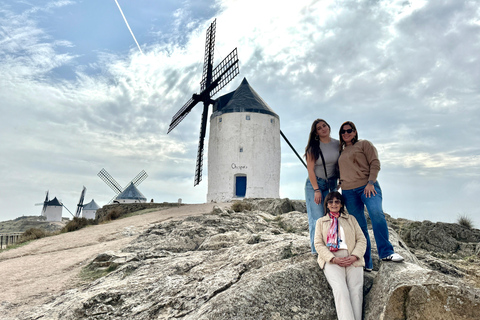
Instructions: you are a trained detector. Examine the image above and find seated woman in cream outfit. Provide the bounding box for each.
[314,191,366,320]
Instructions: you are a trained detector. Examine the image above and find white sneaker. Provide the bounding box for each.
[382,253,404,262]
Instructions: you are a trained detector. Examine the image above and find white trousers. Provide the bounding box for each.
[323,249,364,320]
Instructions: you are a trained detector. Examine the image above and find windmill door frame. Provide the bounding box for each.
[234,174,247,197]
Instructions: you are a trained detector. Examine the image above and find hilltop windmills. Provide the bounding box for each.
[97,168,148,204]
[35,186,87,221]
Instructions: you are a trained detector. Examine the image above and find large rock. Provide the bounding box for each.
[16,200,480,320]
[366,261,480,319]
[398,220,480,256]
[233,198,306,215]
[19,210,342,319]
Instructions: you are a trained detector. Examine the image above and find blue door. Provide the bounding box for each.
[235,176,247,197]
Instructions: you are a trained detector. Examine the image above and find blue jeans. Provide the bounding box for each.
[341,181,394,269]
[305,177,337,253]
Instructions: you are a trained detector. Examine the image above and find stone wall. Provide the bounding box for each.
[95,202,184,223]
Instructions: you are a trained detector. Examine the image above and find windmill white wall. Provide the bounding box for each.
[207,78,280,202]
[43,197,63,222]
[82,199,100,220]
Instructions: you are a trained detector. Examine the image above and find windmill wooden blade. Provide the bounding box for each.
[167,18,240,186]
[167,97,200,133]
[131,170,148,187]
[42,190,49,214]
[194,103,210,186]
[208,48,239,97]
[75,186,87,218]
[98,168,123,194]
[200,19,216,90]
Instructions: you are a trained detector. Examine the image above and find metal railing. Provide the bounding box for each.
[0,233,23,249]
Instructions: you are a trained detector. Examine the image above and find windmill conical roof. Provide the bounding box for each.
[115,182,146,201]
[46,197,62,206]
[211,78,278,119]
[83,199,100,210]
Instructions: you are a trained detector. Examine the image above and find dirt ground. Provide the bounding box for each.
[0,203,228,317]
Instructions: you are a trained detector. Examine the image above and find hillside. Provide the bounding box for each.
[0,199,479,319]
[0,215,69,233]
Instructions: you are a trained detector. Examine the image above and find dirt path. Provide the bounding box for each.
[0,203,228,316]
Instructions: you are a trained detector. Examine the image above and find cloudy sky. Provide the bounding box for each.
[1,0,479,228]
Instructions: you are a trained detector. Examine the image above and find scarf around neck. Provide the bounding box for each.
[326,211,340,252]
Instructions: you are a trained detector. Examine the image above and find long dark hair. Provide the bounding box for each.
[304,119,331,161]
[339,121,359,152]
[323,191,345,216]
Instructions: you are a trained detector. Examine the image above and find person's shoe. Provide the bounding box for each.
[364,267,372,272]
[382,253,404,262]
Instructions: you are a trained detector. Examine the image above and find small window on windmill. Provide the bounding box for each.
[219,117,222,123]
[239,147,243,153]
[271,118,275,124]
[246,115,250,120]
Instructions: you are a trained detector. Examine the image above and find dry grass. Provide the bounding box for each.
[231,201,253,212]
[19,228,49,242]
[61,217,96,233]
[98,207,123,224]
[457,214,474,229]
[1,228,54,252]
[78,263,119,283]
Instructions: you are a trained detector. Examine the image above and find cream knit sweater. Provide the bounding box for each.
[338,139,380,190]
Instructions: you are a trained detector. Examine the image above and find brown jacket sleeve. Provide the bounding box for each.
[362,140,381,182]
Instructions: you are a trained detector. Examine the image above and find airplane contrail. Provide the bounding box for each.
[114,0,144,55]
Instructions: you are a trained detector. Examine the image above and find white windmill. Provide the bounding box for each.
[82,199,100,219]
[35,186,88,221]
[207,78,281,202]
[97,168,148,204]
[35,191,63,222]
[166,19,306,202]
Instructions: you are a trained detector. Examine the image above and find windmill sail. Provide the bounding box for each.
[167,19,240,186]
[98,169,148,204]
[98,168,123,195]
[75,186,87,218]
[42,190,49,214]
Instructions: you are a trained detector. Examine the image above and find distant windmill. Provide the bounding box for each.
[167,19,240,186]
[98,168,148,204]
[35,191,63,221]
[82,199,101,219]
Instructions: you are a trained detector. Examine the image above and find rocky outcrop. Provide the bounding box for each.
[17,199,480,319]
[366,261,480,320]
[398,220,480,256]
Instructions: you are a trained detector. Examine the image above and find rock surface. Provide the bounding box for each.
[4,199,480,319]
